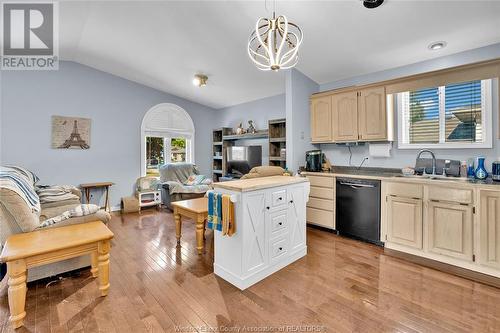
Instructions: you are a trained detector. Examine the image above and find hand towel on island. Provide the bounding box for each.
[207,191,222,231]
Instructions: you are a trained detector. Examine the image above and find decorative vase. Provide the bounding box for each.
[474,157,488,180]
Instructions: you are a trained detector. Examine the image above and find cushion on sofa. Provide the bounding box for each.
[0,188,40,232]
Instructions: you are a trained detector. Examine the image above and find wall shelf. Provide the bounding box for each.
[223,130,269,141]
[268,118,287,169]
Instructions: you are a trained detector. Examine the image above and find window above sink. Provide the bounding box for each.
[396,78,494,149]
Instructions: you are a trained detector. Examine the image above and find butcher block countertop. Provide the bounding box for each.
[213,176,308,192]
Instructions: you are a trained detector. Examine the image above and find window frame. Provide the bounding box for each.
[397,78,493,149]
[140,103,195,177]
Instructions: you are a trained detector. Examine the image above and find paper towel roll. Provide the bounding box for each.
[369,142,392,158]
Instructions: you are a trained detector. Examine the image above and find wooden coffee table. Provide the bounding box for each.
[0,221,114,329]
[171,197,208,255]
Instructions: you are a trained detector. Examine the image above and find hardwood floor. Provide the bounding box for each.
[1,209,500,333]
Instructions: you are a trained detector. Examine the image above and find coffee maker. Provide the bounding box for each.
[305,150,323,172]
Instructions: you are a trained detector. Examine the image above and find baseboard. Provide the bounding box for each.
[214,247,307,290]
[110,205,121,212]
[384,248,500,289]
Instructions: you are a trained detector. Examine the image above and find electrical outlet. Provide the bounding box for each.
[300,131,304,139]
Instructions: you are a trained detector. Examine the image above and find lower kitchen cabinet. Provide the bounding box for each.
[383,181,500,279]
[386,195,423,249]
[479,190,500,269]
[303,174,335,229]
[427,200,473,261]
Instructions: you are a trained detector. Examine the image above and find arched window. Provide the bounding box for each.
[140,103,195,176]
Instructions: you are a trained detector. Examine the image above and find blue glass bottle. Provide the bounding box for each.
[474,157,488,180]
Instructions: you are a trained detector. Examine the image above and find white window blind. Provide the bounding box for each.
[398,79,493,149]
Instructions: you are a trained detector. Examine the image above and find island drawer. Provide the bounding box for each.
[269,234,289,264]
[269,210,288,235]
[306,175,334,188]
[310,186,334,200]
[271,189,287,208]
[307,197,333,211]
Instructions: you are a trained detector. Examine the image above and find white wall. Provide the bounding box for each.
[318,43,500,172]
[0,61,218,208]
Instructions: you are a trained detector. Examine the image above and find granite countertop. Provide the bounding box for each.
[213,175,308,192]
[300,166,500,187]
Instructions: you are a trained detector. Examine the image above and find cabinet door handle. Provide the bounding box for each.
[289,200,294,204]
[278,222,283,226]
[278,197,283,201]
[266,206,270,210]
[278,247,283,251]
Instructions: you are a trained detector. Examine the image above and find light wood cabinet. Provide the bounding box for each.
[479,190,500,269]
[304,174,335,229]
[310,96,332,142]
[358,86,387,141]
[427,201,473,261]
[310,85,392,143]
[386,196,423,249]
[332,91,358,142]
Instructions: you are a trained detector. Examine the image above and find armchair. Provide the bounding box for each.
[159,163,211,210]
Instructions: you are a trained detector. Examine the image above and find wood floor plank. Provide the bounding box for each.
[1,209,500,332]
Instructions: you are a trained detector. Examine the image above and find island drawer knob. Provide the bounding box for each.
[266,206,270,210]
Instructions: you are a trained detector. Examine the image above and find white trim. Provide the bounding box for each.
[397,79,494,150]
[140,103,195,176]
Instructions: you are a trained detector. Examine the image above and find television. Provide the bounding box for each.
[226,146,262,178]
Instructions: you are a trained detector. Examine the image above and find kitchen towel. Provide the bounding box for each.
[207,191,222,231]
[222,194,235,236]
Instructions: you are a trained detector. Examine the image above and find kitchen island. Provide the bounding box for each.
[212,176,310,289]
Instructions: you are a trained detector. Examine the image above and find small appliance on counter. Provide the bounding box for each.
[492,160,500,181]
[305,150,322,172]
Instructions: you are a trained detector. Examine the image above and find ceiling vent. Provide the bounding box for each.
[363,0,384,9]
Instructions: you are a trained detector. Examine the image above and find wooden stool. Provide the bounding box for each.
[171,197,208,255]
[0,221,114,329]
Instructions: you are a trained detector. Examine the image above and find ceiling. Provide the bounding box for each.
[59,1,500,109]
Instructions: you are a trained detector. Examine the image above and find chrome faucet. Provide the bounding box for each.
[416,149,436,175]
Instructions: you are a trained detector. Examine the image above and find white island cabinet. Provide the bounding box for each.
[212,176,310,290]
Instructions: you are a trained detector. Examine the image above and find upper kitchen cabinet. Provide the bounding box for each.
[309,85,393,144]
[358,86,387,141]
[332,91,358,142]
[310,96,333,143]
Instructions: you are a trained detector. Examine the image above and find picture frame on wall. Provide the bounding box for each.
[51,116,91,149]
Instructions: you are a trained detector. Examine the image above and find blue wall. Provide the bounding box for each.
[286,69,319,172]
[216,94,286,166]
[0,61,218,208]
[317,43,500,171]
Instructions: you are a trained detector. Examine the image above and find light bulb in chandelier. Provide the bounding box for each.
[247,12,303,71]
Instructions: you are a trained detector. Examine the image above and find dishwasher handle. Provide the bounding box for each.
[339,181,375,189]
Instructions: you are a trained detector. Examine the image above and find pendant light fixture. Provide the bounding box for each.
[247,0,303,71]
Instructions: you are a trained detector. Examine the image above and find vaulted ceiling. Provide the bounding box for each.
[60,1,500,109]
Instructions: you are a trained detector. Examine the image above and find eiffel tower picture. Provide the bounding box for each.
[52,116,91,149]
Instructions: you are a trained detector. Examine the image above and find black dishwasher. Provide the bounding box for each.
[336,177,382,246]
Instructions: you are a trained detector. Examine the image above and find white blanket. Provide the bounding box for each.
[38,204,100,228]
